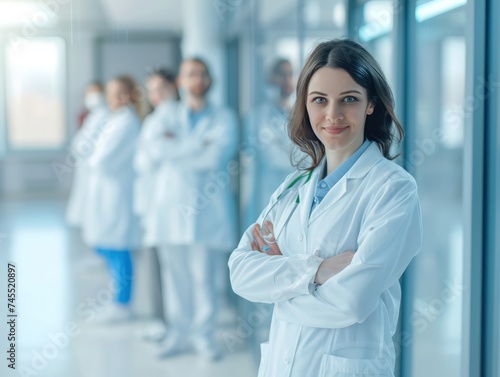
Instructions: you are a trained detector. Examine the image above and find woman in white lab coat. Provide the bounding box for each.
[66,82,108,227]
[142,58,238,360]
[83,76,141,321]
[229,39,423,377]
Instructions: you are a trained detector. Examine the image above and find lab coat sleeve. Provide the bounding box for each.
[70,112,106,160]
[88,112,138,173]
[174,110,239,171]
[275,174,423,328]
[228,175,324,304]
[146,128,203,162]
[134,116,158,174]
[139,102,202,162]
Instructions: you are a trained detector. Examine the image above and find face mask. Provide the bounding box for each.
[85,92,105,111]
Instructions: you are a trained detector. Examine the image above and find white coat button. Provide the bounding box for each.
[284,356,290,365]
[297,234,303,241]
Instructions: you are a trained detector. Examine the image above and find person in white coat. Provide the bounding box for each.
[242,58,302,228]
[229,39,423,377]
[142,58,238,360]
[133,68,179,341]
[134,69,179,222]
[66,82,108,227]
[83,75,141,321]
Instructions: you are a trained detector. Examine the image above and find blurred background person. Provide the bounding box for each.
[82,75,141,322]
[242,58,301,228]
[134,68,179,225]
[66,82,108,229]
[142,58,238,360]
[133,68,179,341]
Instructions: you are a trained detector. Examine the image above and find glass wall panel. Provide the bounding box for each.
[405,2,468,376]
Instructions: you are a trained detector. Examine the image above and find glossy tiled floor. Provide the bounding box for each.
[0,196,257,377]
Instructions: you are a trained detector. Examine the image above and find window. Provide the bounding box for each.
[5,37,66,150]
[405,2,468,376]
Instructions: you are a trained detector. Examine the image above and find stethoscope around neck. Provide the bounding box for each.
[259,169,314,245]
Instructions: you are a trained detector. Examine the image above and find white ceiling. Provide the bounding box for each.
[0,0,290,33]
[0,0,184,32]
[99,0,183,32]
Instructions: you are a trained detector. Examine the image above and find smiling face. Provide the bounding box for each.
[306,67,374,156]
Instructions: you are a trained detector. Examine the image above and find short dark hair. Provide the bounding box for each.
[148,68,179,99]
[269,58,292,76]
[149,68,177,84]
[289,39,404,170]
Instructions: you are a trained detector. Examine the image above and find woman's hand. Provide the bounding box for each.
[251,222,282,256]
[314,251,355,285]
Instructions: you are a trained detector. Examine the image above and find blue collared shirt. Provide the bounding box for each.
[188,104,211,129]
[309,139,371,216]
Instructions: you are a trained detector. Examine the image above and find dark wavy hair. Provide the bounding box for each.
[289,39,404,170]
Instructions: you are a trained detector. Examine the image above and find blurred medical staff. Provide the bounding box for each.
[134,69,179,222]
[133,68,179,341]
[66,82,108,227]
[83,76,141,321]
[143,58,238,360]
[243,59,301,228]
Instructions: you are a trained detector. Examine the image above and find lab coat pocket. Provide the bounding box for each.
[257,342,270,377]
[319,354,392,377]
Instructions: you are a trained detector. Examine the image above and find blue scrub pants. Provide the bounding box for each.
[96,248,133,305]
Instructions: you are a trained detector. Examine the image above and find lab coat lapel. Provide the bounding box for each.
[178,103,191,137]
[308,143,385,224]
[297,159,325,235]
[308,178,348,224]
[191,105,214,137]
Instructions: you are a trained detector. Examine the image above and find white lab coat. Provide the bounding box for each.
[133,101,173,221]
[143,102,238,250]
[66,106,108,227]
[229,142,423,377]
[242,104,301,228]
[82,106,141,250]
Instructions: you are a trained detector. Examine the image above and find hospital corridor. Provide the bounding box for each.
[0,1,499,377]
